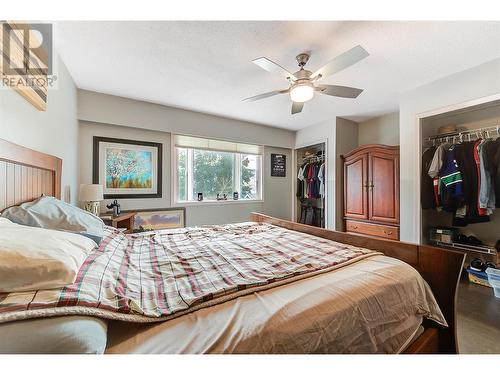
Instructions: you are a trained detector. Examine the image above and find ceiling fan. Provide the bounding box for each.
[243,45,369,114]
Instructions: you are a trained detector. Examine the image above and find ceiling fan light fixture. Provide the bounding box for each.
[290,83,314,103]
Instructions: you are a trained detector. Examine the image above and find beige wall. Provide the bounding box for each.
[263,146,293,220]
[78,121,171,211]
[0,56,78,204]
[358,112,399,146]
[79,120,293,227]
[77,90,295,149]
[335,118,359,231]
[77,90,295,226]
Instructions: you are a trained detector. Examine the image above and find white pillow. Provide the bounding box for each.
[1,196,105,244]
[0,218,96,293]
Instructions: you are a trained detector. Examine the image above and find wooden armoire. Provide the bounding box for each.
[342,144,400,240]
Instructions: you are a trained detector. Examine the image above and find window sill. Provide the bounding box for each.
[172,199,264,207]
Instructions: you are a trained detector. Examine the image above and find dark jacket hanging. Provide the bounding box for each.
[486,138,500,207]
[453,141,490,224]
[421,146,436,209]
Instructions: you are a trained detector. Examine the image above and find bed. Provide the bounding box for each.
[0,138,465,354]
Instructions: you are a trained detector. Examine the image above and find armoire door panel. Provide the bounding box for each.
[343,154,368,219]
[368,152,399,223]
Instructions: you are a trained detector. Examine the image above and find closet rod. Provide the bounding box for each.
[423,124,500,143]
[297,156,325,165]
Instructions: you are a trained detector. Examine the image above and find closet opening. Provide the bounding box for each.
[419,99,500,353]
[295,142,326,228]
[420,99,500,267]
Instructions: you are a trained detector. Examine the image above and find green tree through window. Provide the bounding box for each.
[192,150,235,199]
[175,148,260,201]
[177,149,187,201]
[241,155,257,199]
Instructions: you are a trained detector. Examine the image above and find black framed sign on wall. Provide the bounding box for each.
[270,153,286,177]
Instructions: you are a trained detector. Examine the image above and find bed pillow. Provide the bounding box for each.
[1,196,105,244]
[0,316,108,354]
[0,218,96,293]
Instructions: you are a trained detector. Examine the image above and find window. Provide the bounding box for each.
[173,135,262,203]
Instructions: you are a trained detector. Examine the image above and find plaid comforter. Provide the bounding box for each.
[0,222,379,323]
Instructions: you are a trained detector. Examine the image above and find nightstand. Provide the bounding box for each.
[100,212,136,233]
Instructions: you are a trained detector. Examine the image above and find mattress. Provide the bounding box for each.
[0,315,108,354]
[105,255,445,354]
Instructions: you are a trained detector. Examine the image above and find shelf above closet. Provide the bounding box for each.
[423,124,500,147]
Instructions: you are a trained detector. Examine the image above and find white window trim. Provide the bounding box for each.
[171,136,264,206]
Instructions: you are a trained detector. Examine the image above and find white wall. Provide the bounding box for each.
[335,118,359,231]
[400,57,500,243]
[358,112,399,146]
[0,56,78,203]
[295,119,335,229]
[79,119,293,227]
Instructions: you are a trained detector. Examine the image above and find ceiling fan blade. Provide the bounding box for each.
[252,57,297,81]
[243,89,289,102]
[312,45,369,81]
[291,101,304,114]
[316,84,363,99]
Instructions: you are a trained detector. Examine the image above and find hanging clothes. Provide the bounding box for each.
[495,138,500,208]
[478,139,496,214]
[428,143,452,178]
[421,146,436,209]
[304,163,312,198]
[473,140,488,217]
[296,164,306,198]
[296,160,324,200]
[453,141,490,225]
[428,143,452,209]
[422,131,500,227]
[296,146,326,228]
[318,163,325,198]
[482,137,500,208]
[438,146,464,212]
[312,162,321,198]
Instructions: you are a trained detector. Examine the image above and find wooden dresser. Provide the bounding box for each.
[342,144,400,240]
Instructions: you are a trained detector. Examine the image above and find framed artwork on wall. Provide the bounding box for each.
[131,208,186,232]
[92,136,162,199]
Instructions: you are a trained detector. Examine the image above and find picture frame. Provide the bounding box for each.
[93,136,162,199]
[128,208,186,232]
[271,153,286,177]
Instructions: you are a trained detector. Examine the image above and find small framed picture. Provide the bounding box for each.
[131,208,186,232]
[233,192,239,200]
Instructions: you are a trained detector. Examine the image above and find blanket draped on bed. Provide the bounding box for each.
[0,222,380,323]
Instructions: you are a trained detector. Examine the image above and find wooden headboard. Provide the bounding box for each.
[0,138,62,211]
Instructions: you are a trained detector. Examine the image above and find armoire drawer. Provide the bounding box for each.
[345,220,399,240]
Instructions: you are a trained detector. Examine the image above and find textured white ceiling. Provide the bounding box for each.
[55,21,500,130]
